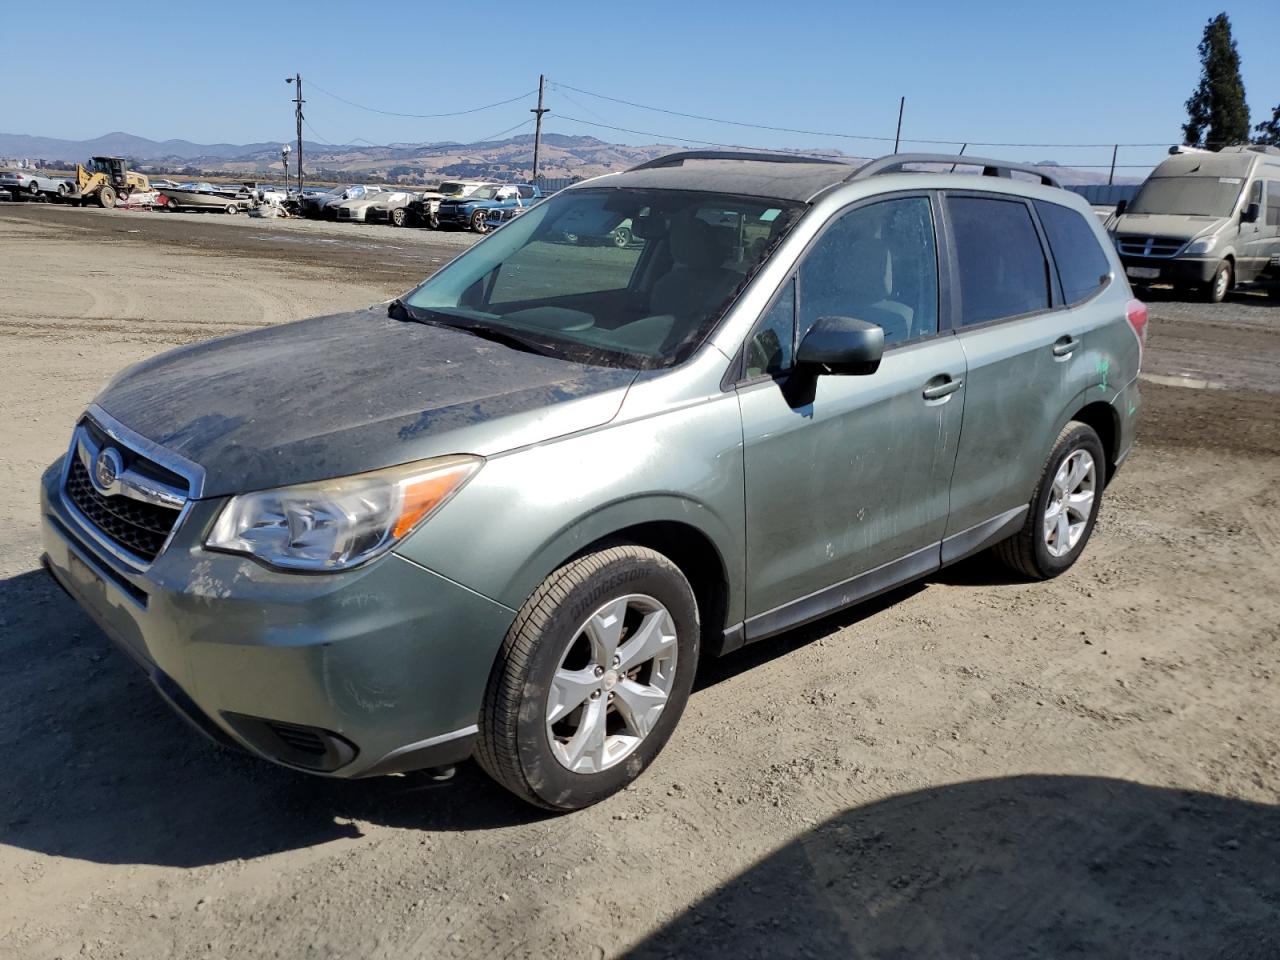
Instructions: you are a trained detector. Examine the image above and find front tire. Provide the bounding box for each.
[470,209,490,234]
[993,421,1105,580]
[1205,260,1232,303]
[97,185,116,208]
[476,545,700,811]
[391,207,408,227]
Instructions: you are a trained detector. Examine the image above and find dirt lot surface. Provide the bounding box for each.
[1,203,1278,960]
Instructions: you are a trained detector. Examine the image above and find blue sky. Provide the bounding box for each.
[5,0,1278,172]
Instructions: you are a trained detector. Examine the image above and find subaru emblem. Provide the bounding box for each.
[94,447,122,492]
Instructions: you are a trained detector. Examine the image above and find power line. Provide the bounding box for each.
[473,118,534,143]
[308,80,537,119]
[551,79,1175,150]
[551,112,861,157]
[552,114,1157,169]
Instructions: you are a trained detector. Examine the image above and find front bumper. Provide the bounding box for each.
[40,459,515,777]
[1118,254,1219,287]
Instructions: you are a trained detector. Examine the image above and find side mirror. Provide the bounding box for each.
[1242,202,1261,224]
[1115,199,1128,217]
[795,316,885,376]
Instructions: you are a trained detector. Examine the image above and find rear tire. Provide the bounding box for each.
[28,181,40,197]
[225,203,238,215]
[993,421,1105,580]
[476,545,700,811]
[1205,260,1232,303]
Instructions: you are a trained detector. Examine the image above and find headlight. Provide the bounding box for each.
[1184,236,1217,255]
[206,455,482,571]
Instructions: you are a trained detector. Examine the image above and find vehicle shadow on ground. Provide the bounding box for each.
[626,775,1280,960]
[0,568,548,869]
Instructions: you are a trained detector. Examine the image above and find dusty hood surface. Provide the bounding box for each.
[1113,213,1229,243]
[94,307,637,498]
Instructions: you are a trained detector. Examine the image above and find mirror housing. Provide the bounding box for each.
[1115,199,1127,216]
[795,316,885,376]
[1243,201,1261,224]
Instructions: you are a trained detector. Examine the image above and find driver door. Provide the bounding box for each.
[736,194,965,639]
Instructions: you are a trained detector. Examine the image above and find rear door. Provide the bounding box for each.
[737,193,967,635]
[940,192,1096,545]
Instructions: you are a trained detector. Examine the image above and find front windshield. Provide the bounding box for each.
[439,181,466,194]
[1128,176,1243,217]
[466,186,498,200]
[405,187,803,369]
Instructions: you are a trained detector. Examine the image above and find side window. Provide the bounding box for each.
[1248,180,1263,207]
[744,278,795,378]
[1267,181,1280,227]
[1033,199,1113,306]
[518,185,535,200]
[797,196,938,347]
[947,196,1050,325]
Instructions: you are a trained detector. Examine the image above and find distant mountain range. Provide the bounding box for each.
[0,131,1138,185]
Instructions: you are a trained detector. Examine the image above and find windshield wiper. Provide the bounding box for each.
[389,300,555,357]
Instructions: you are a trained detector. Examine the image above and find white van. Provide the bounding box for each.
[1111,144,1280,301]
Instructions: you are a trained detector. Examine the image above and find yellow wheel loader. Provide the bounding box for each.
[59,156,150,208]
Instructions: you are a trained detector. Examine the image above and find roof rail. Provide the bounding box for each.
[628,150,846,172]
[850,153,1062,188]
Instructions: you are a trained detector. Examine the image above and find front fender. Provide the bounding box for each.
[394,393,747,628]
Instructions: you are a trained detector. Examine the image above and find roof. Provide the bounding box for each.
[591,155,857,203]
[586,150,1065,203]
[1153,150,1278,178]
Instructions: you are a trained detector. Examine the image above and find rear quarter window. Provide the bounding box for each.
[1033,199,1113,306]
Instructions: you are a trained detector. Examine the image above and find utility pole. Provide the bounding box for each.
[530,74,549,182]
[894,96,905,153]
[286,73,304,195]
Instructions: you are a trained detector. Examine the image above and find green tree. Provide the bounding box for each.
[1256,104,1280,145]
[1182,12,1250,148]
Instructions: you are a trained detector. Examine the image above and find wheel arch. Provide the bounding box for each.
[496,497,740,658]
[1066,399,1121,485]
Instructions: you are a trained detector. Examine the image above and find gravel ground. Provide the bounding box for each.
[0,204,1277,960]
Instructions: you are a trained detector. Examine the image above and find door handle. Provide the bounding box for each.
[1052,335,1080,358]
[922,375,964,402]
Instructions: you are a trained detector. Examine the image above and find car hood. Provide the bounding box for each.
[93,307,639,498]
[1113,213,1229,242]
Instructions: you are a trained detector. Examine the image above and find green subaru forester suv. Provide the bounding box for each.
[41,151,1146,810]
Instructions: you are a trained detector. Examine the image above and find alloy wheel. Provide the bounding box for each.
[1043,449,1096,558]
[546,594,679,774]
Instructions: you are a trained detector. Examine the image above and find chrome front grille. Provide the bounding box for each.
[59,409,203,568]
[65,458,179,561]
[1116,235,1186,258]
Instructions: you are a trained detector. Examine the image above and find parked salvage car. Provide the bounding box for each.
[0,169,68,200]
[335,189,410,223]
[315,185,387,220]
[406,179,490,228]
[367,190,428,227]
[40,150,1145,811]
[436,182,541,233]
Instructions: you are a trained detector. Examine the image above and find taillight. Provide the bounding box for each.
[1126,298,1148,363]
[14,174,23,181]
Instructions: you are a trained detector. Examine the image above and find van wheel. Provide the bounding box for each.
[993,421,1105,580]
[476,545,699,811]
[1205,261,1232,303]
